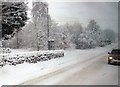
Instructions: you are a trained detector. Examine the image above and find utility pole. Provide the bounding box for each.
[47,6,50,50]
[35,19,39,51]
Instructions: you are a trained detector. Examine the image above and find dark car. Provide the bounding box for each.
[108,49,120,64]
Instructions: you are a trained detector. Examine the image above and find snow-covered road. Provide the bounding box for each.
[0,43,118,85]
[20,54,118,85]
[20,44,118,85]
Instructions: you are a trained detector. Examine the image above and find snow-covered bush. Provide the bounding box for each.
[76,33,96,49]
[0,48,11,54]
[3,48,11,53]
[0,50,64,67]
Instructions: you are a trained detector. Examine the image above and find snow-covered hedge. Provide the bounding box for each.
[0,50,64,67]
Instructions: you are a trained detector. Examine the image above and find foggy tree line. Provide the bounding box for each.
[6,19,116,50]
[48,20,116,49]
[0,2,117,50]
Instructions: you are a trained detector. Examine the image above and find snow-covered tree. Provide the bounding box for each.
[49,19,58,39]
[0,2,28,49]
[68,22,83,46]
[57,24,75,49]
[103,29,116,45]
[49,22,75,49]
[31,2,48,50]
[7,2,49,50]
[85,20,104,47]
[76,20,107,49]
[0,19,1,40]
[1,2,28,40]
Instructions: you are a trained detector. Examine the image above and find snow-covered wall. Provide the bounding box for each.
[0,50,64,67]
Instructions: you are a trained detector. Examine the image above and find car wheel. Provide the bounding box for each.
[108,60,111,64]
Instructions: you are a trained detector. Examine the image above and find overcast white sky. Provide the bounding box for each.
[27,0,118,32]
[48,2,118,32]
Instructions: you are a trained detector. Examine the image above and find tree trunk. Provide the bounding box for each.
[36,32,39,51]
[1,40,6,53]
[16,30,19,49]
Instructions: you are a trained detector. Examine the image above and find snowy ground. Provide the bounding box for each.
[0,43,118,85]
